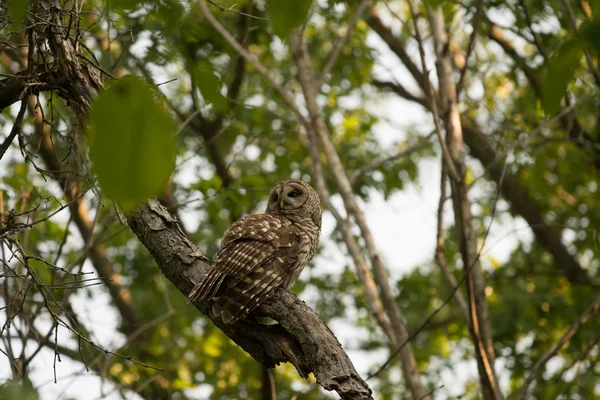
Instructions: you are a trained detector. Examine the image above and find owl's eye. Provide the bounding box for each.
[288,191,300,198]
[272,193,279,202]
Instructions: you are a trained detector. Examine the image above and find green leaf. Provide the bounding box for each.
[111,0,146,10]
[194,62,227,113]
[590,0,600,20]
[88,76,177,210]
[6,0,31,27]
[540,40,583,115]
[580,20,600,55]
[0,379,39,400]
[423,0,447,7]
[266,0,313,38]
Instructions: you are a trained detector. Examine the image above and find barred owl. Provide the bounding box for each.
[189,180,322,324]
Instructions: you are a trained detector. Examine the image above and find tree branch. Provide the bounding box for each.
[427,5,502,399]
[368,16,593,287]
[291,32,431,400]
[128,200,373,400]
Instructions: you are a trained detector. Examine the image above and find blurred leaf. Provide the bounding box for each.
[194,63,228,113]
[0,379,39,400]
[266,0,313,38]
[88,76,176,210]
[112,0,147,10]
[541,40,583,115]
[590,0,600,20]
[6,0,31,26]
[580,20,600,55]
[423,0,447,7]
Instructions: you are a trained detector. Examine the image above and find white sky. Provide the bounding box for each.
[0,3,540,399]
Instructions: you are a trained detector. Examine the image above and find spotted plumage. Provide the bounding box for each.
[188,180,322,324]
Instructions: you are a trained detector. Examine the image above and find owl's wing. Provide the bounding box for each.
[188,214,298,306]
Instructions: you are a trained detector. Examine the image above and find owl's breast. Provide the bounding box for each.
[281,221,320,289]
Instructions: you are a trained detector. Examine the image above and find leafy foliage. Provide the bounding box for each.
[0,0,599,399]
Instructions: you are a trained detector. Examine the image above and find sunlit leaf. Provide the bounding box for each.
[88,76,176,210]
[266,0,313,38]
[540,40,583,115]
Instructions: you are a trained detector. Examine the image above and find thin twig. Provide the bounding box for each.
[456,0,483,96]
[197,0,308,128]
[350,132,435,183]
[405,0,461,183]
[0,99,28,161]
[206,0,271,21]
[516,295,600,399]
[316,0,370,87]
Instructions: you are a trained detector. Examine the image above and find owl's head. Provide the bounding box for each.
[266,180,322,227]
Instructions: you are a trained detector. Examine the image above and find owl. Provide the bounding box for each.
[189,179,322,324]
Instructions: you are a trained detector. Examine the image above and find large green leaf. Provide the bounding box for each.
[266,0,313,38]
[540,39,583,115]
[88,76,177,210]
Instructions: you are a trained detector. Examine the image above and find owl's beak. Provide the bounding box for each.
[280,200,285,209]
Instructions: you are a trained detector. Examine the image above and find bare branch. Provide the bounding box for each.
[405,0,461,183]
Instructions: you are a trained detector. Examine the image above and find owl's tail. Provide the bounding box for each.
[214,269,283,324]
[188,268,226,303]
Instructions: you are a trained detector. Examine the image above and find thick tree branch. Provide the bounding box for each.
[291,32,430,400]
[371,79,429,108]
[128,200,373,400]
[427,6,502,399]
[366,7,426,90]
[487,22,600,170]
[461,118,592,286]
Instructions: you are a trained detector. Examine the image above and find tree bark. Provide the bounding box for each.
[429,8,502,400]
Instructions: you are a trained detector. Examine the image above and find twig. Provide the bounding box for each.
[561,0,600,86]
[516,295,600,399]
[350,132,435,183]
[0,99,28,161]
[405,0,461,183]
[197,0,308,128]
[434,165,470,322]
[456,0,483,96]
[316,0,370,87]
[206,0,271,21]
